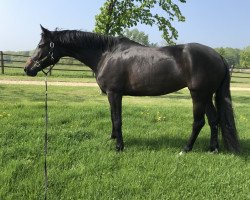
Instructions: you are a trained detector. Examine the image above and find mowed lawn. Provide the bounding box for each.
[0,82,249,199]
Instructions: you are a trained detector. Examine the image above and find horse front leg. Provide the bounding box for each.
[107,91,124,151]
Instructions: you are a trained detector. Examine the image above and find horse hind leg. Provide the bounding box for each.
[181,91,208,153]
[206,100,219,153]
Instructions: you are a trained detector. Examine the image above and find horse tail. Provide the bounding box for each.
[215,57,240,153]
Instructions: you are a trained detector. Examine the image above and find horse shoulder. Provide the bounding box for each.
[96,52,127,93]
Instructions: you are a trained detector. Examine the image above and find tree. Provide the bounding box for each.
[94,0,186,44]
[224,48,240,67]
[122,28,149,45]
[215,47,240,68]
[240,46,250,68]
[215,47,225,57]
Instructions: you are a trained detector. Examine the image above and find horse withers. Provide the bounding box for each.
[24,26,240,153]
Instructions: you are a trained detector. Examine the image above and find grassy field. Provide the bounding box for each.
[0,80,249,199]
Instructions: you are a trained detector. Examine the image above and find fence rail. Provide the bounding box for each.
[1,51,250,76]
[0,51,93,75]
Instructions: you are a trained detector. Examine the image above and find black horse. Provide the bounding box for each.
[24,26,240,153]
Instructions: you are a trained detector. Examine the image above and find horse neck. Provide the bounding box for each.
[58,44,103,73]
[56,32,117,73]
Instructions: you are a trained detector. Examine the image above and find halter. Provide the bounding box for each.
[31,41,56,75]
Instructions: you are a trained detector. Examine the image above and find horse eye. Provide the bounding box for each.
[38,43,46,48]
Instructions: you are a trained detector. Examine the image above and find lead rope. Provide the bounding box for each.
[44,73,48,200]
[43,64,54,200]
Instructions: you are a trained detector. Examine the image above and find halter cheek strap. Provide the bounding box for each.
[42,42,56,75]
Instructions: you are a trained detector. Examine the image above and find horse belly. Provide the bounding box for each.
[125,64,186,96]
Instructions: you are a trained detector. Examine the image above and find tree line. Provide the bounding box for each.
[215,47,250,68]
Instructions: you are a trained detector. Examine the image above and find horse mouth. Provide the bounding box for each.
[24,67,38,77]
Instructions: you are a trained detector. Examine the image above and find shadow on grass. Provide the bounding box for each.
[125,134,250,158]
[154,95,191,100]
[126,135,207,151]
[152,91,191,100]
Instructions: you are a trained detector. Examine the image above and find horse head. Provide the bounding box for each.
[24,25,60,76]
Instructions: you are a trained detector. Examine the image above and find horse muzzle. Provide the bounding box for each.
[24,58,39,77]
[24,67,38,77]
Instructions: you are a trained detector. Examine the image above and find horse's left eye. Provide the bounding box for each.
[38,43,46,48]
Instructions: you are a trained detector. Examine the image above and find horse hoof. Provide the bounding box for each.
[182,146,192,153]
[179,151,186,156]
[116,143,124,151]
[209,148,219,154]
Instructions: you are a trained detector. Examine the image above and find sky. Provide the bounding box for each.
[0,0,250,51]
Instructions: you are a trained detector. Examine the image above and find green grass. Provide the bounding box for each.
[0,83,249,199]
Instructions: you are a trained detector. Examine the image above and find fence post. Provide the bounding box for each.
[0,51,4,74]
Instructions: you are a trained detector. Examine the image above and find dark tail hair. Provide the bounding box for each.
[215,58,240,153]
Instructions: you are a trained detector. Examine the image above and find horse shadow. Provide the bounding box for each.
[125,134,250,158]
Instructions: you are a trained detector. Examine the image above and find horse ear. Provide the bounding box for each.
[40,25,52,39]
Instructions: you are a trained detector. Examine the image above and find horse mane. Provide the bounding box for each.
[52,29,124,50]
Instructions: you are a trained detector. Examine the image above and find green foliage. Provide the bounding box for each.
[122,28,157,46]
[122,28,150,46]
[94,0,186,44]
[240,46,250,68]
[215,47,226,57]
[215,47,241,68]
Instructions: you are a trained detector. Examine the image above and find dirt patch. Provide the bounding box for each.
[0,80,98,87]
[0,79,249,91]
